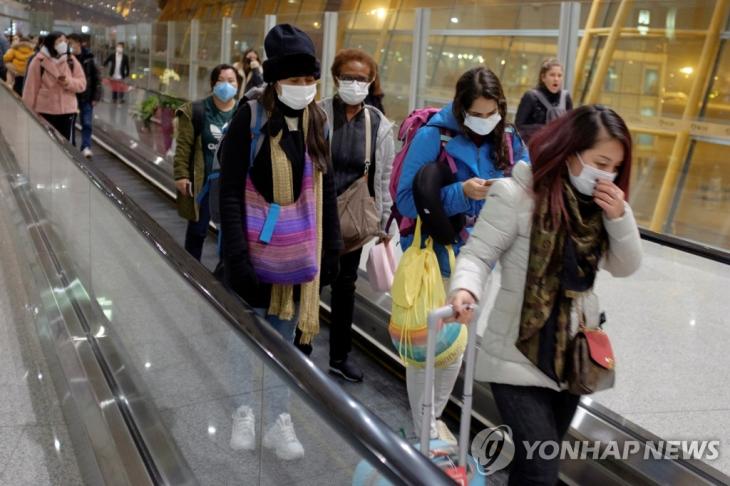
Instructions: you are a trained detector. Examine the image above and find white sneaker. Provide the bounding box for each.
[230,405,256,451]
[82,147,93,158]
[436,420,457,445]
[263,413,304,460]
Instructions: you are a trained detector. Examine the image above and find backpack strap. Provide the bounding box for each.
[531,88,554,112]
[186,100,205,191]
[437,128,457,174]
[505,126,515,166]
[191,100,205,142]
[248,99,266,164]
[558,90,567,111]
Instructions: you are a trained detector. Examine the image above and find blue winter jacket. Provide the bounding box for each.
[396,103,530,276]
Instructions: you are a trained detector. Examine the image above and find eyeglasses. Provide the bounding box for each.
[338,74,371,83]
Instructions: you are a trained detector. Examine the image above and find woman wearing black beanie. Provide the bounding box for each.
[219,24,342,461]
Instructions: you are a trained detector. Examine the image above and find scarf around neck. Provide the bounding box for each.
[516,180,607,382]
[266,107,324,345]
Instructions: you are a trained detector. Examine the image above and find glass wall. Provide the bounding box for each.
[89,0,730,253]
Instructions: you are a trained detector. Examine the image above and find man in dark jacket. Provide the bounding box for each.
[69,34,102,158]
[103,41,130,103]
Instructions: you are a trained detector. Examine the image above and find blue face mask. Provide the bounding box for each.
[213,82,237,102]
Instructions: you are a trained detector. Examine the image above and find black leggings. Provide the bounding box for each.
[491,383,580,486]
[40,113,75,141]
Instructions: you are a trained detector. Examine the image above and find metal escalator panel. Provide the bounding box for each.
[0,84,453,485]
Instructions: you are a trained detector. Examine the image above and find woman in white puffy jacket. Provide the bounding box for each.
[449,105,642,485]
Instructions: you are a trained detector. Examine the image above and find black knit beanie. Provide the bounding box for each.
[263,24,321,83]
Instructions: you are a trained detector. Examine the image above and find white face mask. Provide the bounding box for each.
[55,42,68,55]
[337,79,371,106]
[568,152,617,196]
[464,112,501,136]
[277,83,317,110]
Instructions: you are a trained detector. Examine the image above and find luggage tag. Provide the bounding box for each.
[259,203,281,244]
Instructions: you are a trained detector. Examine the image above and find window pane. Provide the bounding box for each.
[669,141,730,250]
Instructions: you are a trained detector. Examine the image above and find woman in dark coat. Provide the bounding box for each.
[219,24,341,461]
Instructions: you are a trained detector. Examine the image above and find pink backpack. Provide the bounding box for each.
[388,108,455,237]
[388,108,515,237]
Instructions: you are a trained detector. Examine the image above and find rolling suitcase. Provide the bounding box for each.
[353,305,486,486]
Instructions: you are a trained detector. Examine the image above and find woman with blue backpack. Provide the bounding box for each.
[218,24,342,461]
[394,66,529,443]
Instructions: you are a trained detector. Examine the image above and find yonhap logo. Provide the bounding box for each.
[471,425,514,475]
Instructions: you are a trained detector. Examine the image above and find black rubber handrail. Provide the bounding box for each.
[1,85,454,485]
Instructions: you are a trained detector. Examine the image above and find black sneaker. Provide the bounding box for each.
[329,359,363,383]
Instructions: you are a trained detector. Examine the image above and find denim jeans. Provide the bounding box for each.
[490,383,580,486]
[184,193,211,261]
[78,101,94,150]
[254,307,298,424]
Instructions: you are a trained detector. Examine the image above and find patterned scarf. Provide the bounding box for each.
[516,181,607,382]
[267,108,324,344]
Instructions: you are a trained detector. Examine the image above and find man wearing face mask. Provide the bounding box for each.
[174,63,241,262]
[103,42,129,103]
[301,48,395,382]
[219,24,342,461]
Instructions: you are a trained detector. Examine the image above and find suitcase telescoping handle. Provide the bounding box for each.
[421,304,479,468]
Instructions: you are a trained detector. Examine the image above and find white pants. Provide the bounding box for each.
[406,353,463,439]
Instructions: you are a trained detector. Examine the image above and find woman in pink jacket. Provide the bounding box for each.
[22,32,86,141]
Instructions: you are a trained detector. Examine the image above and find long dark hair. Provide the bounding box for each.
[42,31,66,58]
[530,104,632,230]
[452,67,510,171]
[242,48,260,76]
[262,84,330,174]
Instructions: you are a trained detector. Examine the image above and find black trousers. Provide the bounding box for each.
[40,113,75,141]
[328,248,362,362]
[184,193,210,261]
[294,248,362,360]
[13,75,24,96]
[490,383,580,486]
[112,90,125,102]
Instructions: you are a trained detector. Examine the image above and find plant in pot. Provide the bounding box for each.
[157,94,183,152]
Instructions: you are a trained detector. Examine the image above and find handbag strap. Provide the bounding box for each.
[363,107,372,175]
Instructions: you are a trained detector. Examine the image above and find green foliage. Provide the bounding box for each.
[135,95,159,123]
[134,94,184,123]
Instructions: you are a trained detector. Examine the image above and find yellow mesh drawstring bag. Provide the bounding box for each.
[388,218,467,368]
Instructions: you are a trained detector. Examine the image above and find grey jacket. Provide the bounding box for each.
[320,97,396,232]
[450,162,643,391]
